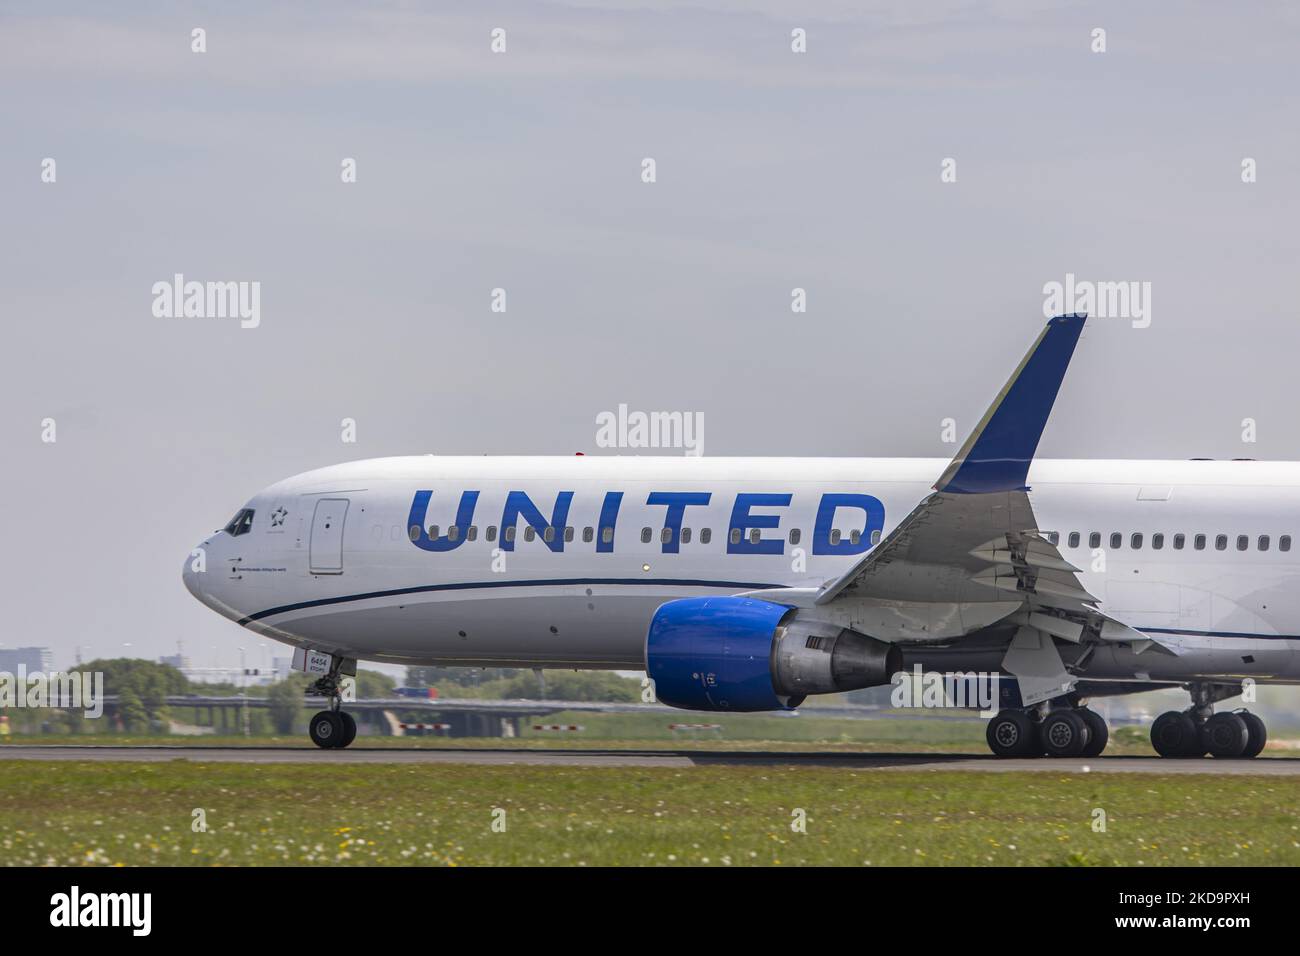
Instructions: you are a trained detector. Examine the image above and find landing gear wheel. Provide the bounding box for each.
[1041,710,1089,757]
[986,710,1039,757]
[1151,710,1202,757]
[1237,711,1267,758]
[337,711,357,749]
[1202,712,1248,758]
[1078,709,1109,757]
[309,710,343,749]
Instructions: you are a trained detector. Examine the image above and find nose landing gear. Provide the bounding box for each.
[305,658,358,749]
[308,709,357,749]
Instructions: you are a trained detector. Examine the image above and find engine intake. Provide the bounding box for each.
[645,596,901,712]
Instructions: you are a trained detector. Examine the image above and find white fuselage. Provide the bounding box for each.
[183,456,1300,686]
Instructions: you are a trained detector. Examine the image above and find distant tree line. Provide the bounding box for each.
[405,666,640,702]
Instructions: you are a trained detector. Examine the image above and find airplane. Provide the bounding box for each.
[183,313,1300,757]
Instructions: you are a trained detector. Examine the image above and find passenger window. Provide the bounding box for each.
[789,529,801,545]
[448,525,459,541]
[1281,535,1292,552]
[642,527,653,544]
[582,527,594,543]
[830,529,842,545]
[524,527,536,542]
[1109,533,1122,549]
[681,527,692,544]
[661,528,672,544]
[504,526,516,543]
[1194,534,1206,550]
[1089,532,1101,549]
[487,526,498,542]
[701,528,712,544]
[1236,535,1248,551]
[1046,531,1059,545]
[564,526,574,543]
[850,530,861,545]
[870,529,881,545]
[1259,535,1270,551]
[601,527,613,544]
[427,525,439,539]
[749,528,761,544]
[1215,534,1227,551]
[1068,532,1080,548]
[1173,533,1185,550]
[729,528,741,545]
[1152,533,1164,550]
[468,525,478,541]
[542,526,554,543]
[1131,533,1142,549]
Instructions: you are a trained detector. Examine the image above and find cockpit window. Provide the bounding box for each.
[223,509,255,536]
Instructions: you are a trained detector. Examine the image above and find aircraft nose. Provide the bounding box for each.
[182,539,215,604]
[182,536,245,623]
[182,547,202,599]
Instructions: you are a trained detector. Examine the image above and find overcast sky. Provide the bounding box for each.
[2,1,1298,672]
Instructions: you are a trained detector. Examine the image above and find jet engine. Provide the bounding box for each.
[645,596,901,711]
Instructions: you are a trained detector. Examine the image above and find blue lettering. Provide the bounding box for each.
[406,490,479,552]
[727,493,791,555]
[501,490,574,552]
[646,491,711,553]
[596,491,623,554]
[812,493,885,556]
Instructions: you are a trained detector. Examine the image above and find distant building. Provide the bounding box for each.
[159,653,191,671]
[0,647,54,674]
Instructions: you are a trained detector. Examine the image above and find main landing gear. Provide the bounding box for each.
[986,683,1268,759]
[306,658,357,750]
[986,703,1109,758]
[1149,683,1267,758]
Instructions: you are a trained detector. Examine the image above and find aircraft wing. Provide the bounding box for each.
[739,313,1178,701]
[807,313,1175,702]
[816,313,1091,612]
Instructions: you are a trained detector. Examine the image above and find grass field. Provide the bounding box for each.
[1,760,1297,866]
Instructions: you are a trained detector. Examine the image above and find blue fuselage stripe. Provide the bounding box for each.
[1141,627,1300,641]
[237,577,785,626]
[238,587,1300,643]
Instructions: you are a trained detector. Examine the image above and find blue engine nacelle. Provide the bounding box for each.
[645,596,797,711]
[645,596,902,712]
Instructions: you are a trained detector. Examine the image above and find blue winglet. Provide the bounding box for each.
[934,313,1087,495]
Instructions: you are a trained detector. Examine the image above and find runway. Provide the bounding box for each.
[3,745,1299,774]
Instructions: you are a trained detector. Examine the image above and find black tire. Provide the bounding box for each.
[338,711,357,749]
[1238,711,1267,758]
[1041,710,1089,757]
[309,710,343,749]
[1151,710,1202,757]
[1078,708,1109,757]
[1202,712,1248,758]
[986,710,1039,757]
